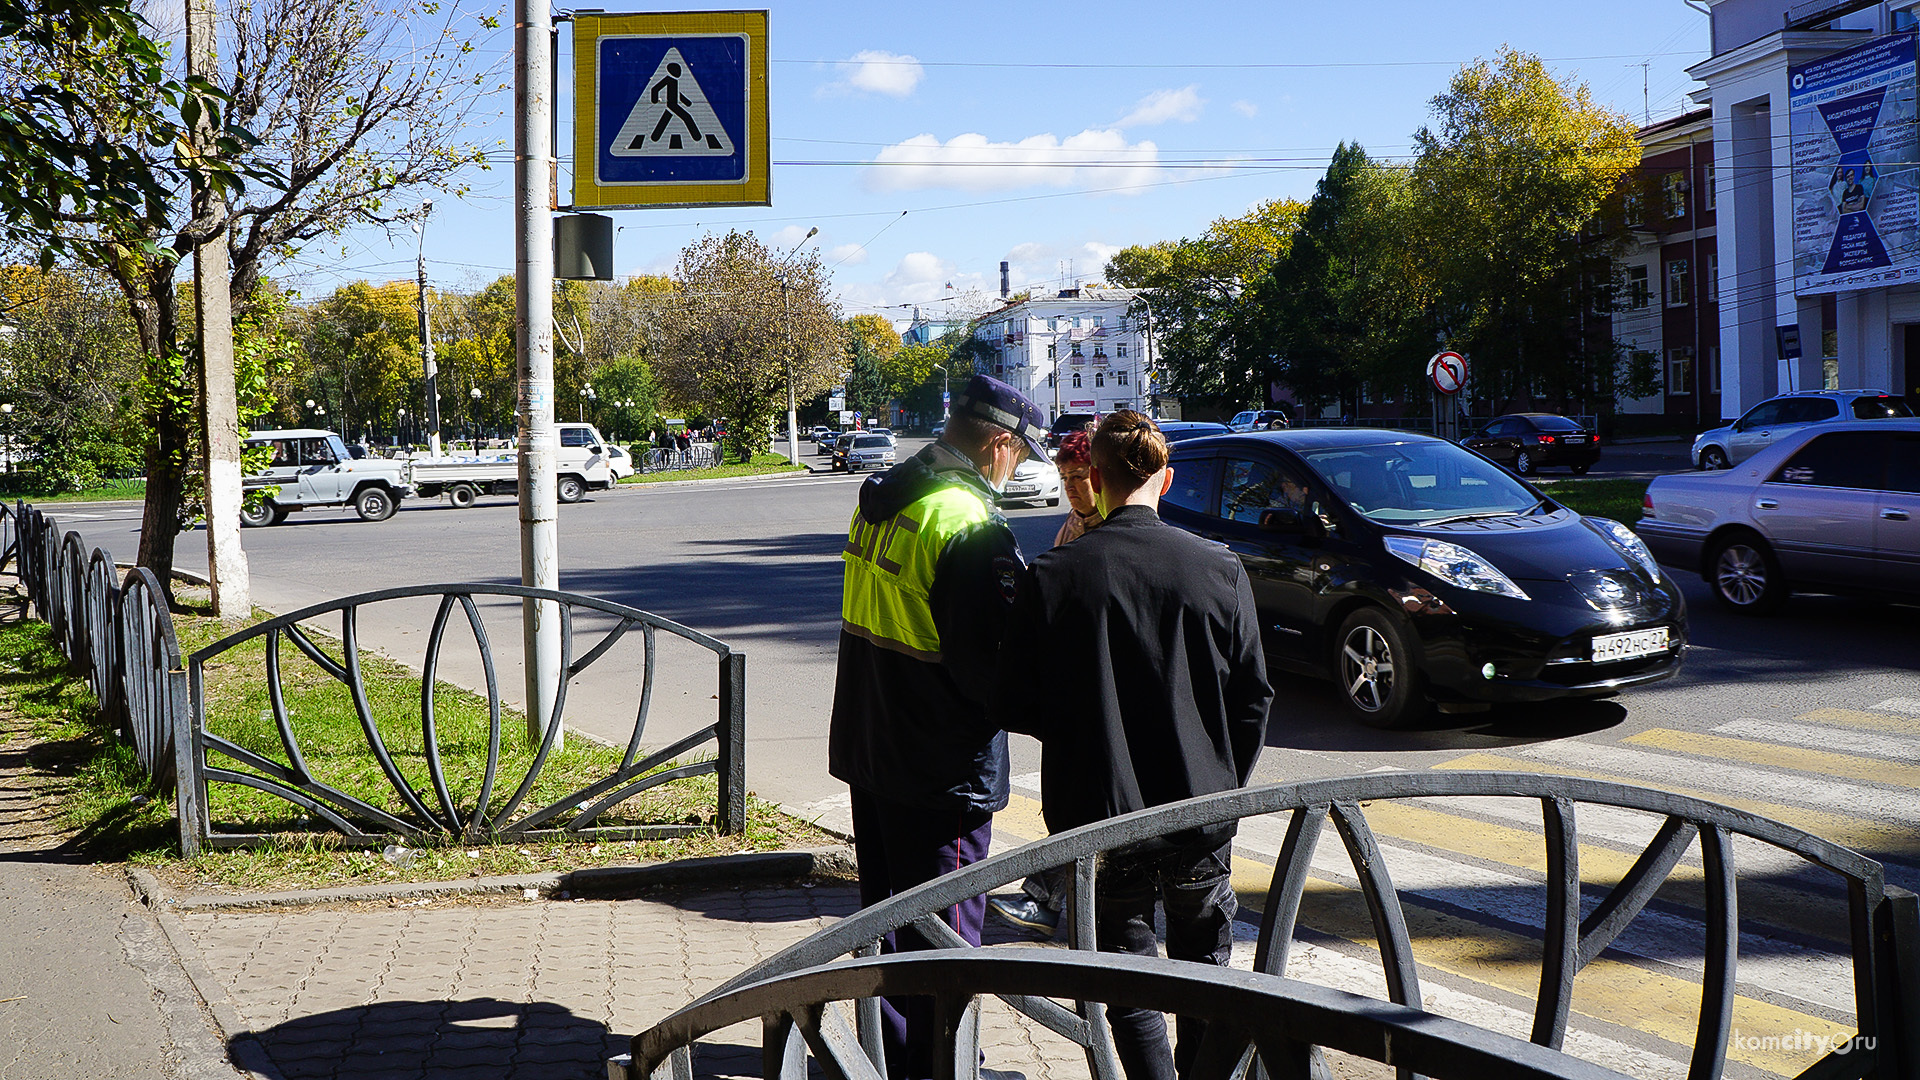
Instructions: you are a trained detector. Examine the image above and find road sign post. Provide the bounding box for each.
[571,12,770,210]
[1427,350,1468,442]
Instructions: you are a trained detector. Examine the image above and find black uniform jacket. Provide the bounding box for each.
[993,503,1274,854]
[828,443,1025,813]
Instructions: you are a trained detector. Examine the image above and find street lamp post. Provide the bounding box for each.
[580,383,595,423]
[776,227,819,466]
[396,408,407,449]
[470,386,483,446]
[0,402,12,474]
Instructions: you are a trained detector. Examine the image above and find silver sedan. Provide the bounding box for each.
[1638,419,1920,612]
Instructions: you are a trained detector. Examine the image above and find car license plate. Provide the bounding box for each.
[1564,435,1587,443]
[1592,626,1667,663]
[1006,483,1036,495]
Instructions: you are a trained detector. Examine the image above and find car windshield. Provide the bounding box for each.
[854,435,889,448]
[1530,415,1584,432]
[1853,395,1915,419]
[1299,441,1546,525]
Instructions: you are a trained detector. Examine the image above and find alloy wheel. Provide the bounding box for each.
[1341,625,1395,713]
[1714,543,1768,607]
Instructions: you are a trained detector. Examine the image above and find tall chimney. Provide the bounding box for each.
[1000,261,1010,299]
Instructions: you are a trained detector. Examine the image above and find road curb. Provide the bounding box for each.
[127,845,856,912]
[617,465,832,491]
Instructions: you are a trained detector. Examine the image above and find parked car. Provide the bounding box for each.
[1046,412,1100,449]
[1227,409,1292,432]
[1638,419,1920,613]
[241,429,414,526]
[605,444,636,480]
[1159,429,1686,728]
[1461,413,1601,476]
[999,457,1062,507]
[839,432,897,473]
[1690,389,1911,470]
[1160,420,1232,443]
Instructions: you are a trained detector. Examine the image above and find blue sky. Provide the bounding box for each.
[274,0,1710,328]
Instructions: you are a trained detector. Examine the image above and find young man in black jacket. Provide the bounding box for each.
[993,410,1273,1080]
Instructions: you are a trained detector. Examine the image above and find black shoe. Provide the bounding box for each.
[987,895,1059,935]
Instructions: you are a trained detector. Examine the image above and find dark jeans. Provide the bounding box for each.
[849,786,993,1080]
[1097,842,1236,1080]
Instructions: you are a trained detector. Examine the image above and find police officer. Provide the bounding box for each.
[828,374,1048,1080]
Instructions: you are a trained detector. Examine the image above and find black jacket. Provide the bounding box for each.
[828,443,1025,812]
[993,504,1272,852]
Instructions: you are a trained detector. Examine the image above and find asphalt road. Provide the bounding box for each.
[39,434,1912,832]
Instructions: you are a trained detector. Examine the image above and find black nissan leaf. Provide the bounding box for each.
[1159,429,1687,728]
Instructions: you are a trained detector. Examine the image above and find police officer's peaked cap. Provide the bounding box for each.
[951,375,1048,459]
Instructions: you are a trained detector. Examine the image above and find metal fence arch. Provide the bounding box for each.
[624,771,1918,1080]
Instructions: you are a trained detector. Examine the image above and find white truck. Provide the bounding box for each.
[408,422,616,508]
[241,429,414,526]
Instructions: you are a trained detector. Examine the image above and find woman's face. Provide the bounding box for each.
[1060,461,1096,514]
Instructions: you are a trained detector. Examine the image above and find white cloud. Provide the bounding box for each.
[1000,240,1126,293]
[834,254,990,312]
[1231,99,1259,118]
[827,243,869,267]
[865,129,1160,195]
[1116,85,1205,128]
[768,225,816,249]
[821,50,924,98]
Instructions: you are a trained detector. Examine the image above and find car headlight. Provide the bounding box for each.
[1384,536,1530,600]
[1587,516,1662,580]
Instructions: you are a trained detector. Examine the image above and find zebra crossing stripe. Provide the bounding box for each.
[1795,706,1920,736]
[1712,718,1920,761]
[1869,698,1920,716]
[1626,728,1920,791]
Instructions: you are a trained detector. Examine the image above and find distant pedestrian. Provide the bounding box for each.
[992,410,1273,1080]
[829,374,1048,1080]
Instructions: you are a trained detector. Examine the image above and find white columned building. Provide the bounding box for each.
[963,287,1159,423]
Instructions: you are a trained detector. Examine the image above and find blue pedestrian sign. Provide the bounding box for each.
[572,12,769,209]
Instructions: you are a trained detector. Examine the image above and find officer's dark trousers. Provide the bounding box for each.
[850,786,992,1080]
[1096,841,1237,1080]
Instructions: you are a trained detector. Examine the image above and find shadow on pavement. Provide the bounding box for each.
[238,997,620,1080]
[1261,678,1628,755]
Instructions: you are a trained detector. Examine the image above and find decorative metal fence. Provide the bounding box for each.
[620,772,1919,1080]
[643,446,721,473]
[3,503,748,858]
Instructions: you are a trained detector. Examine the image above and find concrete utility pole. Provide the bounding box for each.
[415,200,442,456]
[779,227,817,466]
[516,0,561,747]
[185,0,250,619]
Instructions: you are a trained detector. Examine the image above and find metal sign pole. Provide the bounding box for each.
[516,0,561,748]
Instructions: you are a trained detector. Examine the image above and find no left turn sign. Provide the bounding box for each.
[1428,351,1467,396]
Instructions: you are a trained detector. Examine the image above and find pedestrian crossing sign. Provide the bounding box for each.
[572,11,769,209]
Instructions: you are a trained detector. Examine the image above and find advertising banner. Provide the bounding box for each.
[1790,32,1920,294]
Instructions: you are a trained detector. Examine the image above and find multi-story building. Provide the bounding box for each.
[1691,0,1920,420]
[963,286,1159,423]
[1611,108,1726,431]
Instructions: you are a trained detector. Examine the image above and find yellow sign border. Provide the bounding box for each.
[572,10,769,209]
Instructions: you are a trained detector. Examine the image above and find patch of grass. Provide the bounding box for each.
[622,451,804,485]
[0,477,146,503]
[1534,478,1650,529]
[0,603,840,893]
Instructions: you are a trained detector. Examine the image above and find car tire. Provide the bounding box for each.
[239,499,280,528]
[1334,607,1427,728]
[447,483,477,509]
[1699,446,1730,471]
[1514,450,1536,476]
[354,487,397,522]
[1570,463,1590,476]
[1708,533,1788,614]
[557,475,586,503]
[1267,420,1286,431]
[847,462,859,474]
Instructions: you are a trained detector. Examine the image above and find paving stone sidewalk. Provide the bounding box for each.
[175,881,1088,1080]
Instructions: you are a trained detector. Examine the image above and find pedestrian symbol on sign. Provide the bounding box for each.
[610,47,735,158]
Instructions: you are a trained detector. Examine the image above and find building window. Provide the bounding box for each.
[1117,342,1129,358]
[1093,316,1104,327]
[1667,347,1694,396]
[1072,317,1082,328]
[1070,341,1083,357]
[1624,191,1644,227]
[1626,265,1650,309]
[1048,317,1059,331]
[1093,344,1105,358]
[1071,372,1082,388]
[1095,372,1105,388]
[1117,370,1128,386]
[1666,259,1690,307]
[1703,163,1716,212]
[1047,344,1056,360]
[1662,171,1688,220]
[1704,252,1718,304]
